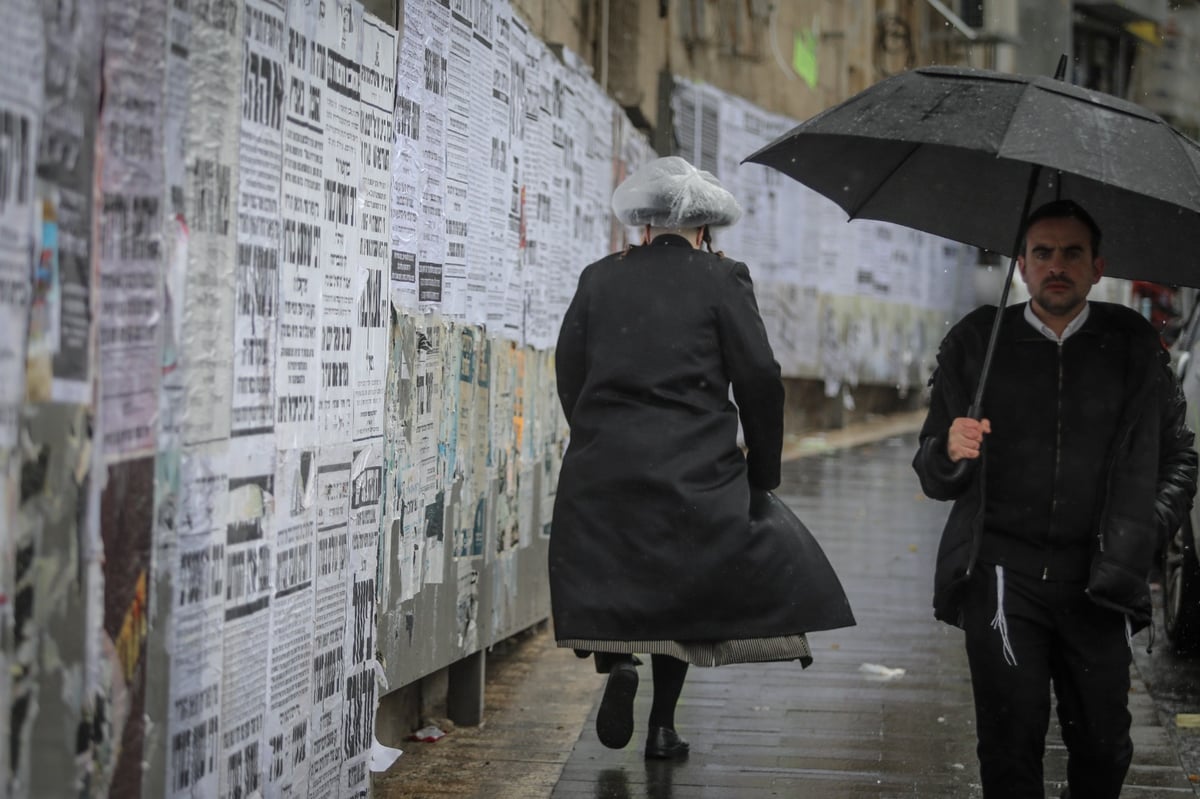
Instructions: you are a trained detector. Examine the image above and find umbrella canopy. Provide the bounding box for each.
[743,65,1200,287]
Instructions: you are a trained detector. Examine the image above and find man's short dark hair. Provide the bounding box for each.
[1023,199,1102,256]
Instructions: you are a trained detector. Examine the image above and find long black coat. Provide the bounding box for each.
[549,235,794,642]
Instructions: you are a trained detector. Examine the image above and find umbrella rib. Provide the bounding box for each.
[1166,132,1200,211]
[847,142,922,218]
[994,82,1030,161]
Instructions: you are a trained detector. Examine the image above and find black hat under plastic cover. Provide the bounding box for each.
[612,155,743,228]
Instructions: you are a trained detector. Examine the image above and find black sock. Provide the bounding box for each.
[648,654,689,730]
[594,651,636,673]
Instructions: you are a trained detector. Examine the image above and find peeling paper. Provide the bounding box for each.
[369,738,404,772]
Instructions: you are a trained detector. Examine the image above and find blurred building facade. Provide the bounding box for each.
[495,0,1198,415]
[502,1,1196,145]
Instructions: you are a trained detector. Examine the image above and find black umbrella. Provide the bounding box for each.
[744,60,1200,416]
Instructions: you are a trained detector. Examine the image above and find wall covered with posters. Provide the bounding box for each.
[0,2,984,799]
[0,0,655,797]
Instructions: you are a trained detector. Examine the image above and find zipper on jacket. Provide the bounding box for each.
[1047,340,1064,572]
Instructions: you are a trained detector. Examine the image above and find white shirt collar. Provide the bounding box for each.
[1023,301,1090,342]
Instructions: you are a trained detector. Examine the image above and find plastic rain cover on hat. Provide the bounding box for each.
[612,155,743,228]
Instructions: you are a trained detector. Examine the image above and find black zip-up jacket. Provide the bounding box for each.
[913,302,1197,631]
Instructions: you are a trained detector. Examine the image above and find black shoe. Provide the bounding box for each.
[644,726,689,760]
[596,662,638,749]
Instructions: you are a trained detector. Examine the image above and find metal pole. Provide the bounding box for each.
[923,0,978,41]
[600,0,610,93]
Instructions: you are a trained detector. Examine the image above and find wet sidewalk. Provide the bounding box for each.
[376,418,1198,798]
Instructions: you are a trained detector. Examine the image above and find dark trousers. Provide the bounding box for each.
[961,565,1133,799]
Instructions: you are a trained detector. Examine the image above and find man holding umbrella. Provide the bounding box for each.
[912,198,1198,798]
[743,59,1200,796]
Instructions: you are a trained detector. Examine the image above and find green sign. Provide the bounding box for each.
[793,29,818,89]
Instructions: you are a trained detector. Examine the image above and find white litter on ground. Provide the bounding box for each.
[859,662,907,680]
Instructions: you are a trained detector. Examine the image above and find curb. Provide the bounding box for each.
[782,409,926,461]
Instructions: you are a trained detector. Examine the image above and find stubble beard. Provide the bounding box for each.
[1033,283,1085,318]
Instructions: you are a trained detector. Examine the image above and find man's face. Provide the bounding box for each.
[1017,216,1106,318]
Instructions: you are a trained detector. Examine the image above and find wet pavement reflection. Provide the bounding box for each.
[1133,589,1200,788]
[552,434,1197,798]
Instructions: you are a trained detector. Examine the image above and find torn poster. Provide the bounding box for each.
[165,449,228,799]
[98,0,166,462]
[262,444,317,799]
[485,8,515,329]
[307,440,348,799]
[353,13,396,442]
[35,0,101,404]
[232,0,286,440]
[343,439,383,793]
[276,0,325,449]
[442,5,477,323]
[389,0,425,311]
[417,319,446,585]
[0,0,43,448]
[418,0,448,313]
[181,3,241,446]
[219,441,274,799]
[317,0,363,448]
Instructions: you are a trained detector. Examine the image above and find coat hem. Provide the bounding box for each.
[557,635,813,668]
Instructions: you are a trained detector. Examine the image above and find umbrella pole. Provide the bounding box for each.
[967,56,1069,417]
[956,54,1069,464]
[967,254,1016,419]
[948,166,1043,481]
[966,163,1042,419]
